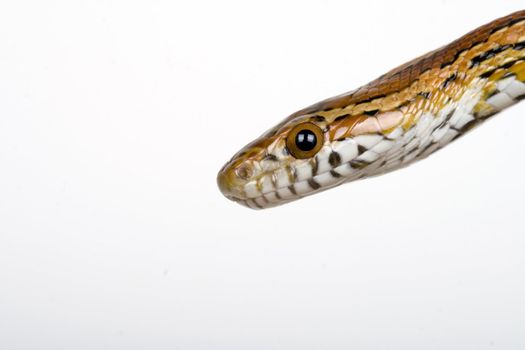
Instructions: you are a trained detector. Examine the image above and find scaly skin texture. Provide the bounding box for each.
[218,10,525,209]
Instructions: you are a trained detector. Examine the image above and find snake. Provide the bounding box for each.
[217,10,525,209]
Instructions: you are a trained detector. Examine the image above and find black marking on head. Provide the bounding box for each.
[349,159,368,169]
[335,137,347,142]
[453,48,468,61]
[513,40,525,51]
[330,170,341,178]
[516,93,525,101]
[418,91,431,99]
[270,173,278,190]
[486,88,500,99]
[442,73,457,88]
[311,156,319,176]
[479,68,497,79]
[440,61,453,69]
[274,191,282,200]
[328,151,342,167]
[502,72,517,79]
[434,117,449,131]
[263,153,278,162]
[470,45,511,68]
[288,185,297,195]
[446,109,457,120]
[286,165,297,182]
[311,115,326,122]
[334,114,350,122]
[307,179,321,190]
[363,109,379,116]
[500,59,521,70]
[398,100,412,109]
[357,145,368,155]
[407,146,420,157]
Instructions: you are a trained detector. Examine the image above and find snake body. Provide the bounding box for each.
[218,10,525,209]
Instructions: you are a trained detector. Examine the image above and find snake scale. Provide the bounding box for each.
[217,10,525,209]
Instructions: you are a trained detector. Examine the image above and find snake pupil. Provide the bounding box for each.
[295,129,317,151]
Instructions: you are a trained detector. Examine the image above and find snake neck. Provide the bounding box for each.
[298,15,525,179]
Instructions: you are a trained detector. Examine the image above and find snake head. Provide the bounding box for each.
[217,99,411,209]
[217,113,356,209]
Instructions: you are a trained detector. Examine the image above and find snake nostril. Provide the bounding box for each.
[235,165,252,180]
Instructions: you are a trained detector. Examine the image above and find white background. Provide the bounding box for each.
[1,1,524,349]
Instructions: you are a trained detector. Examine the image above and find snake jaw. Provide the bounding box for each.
[217,133,354,209]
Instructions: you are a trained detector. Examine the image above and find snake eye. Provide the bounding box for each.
[286,122,324,159]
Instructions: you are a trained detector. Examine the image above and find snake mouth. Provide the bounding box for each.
[219,140,365,209]
[230,190,295,210]
[233,166,355,209]
[219,171,317,209]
